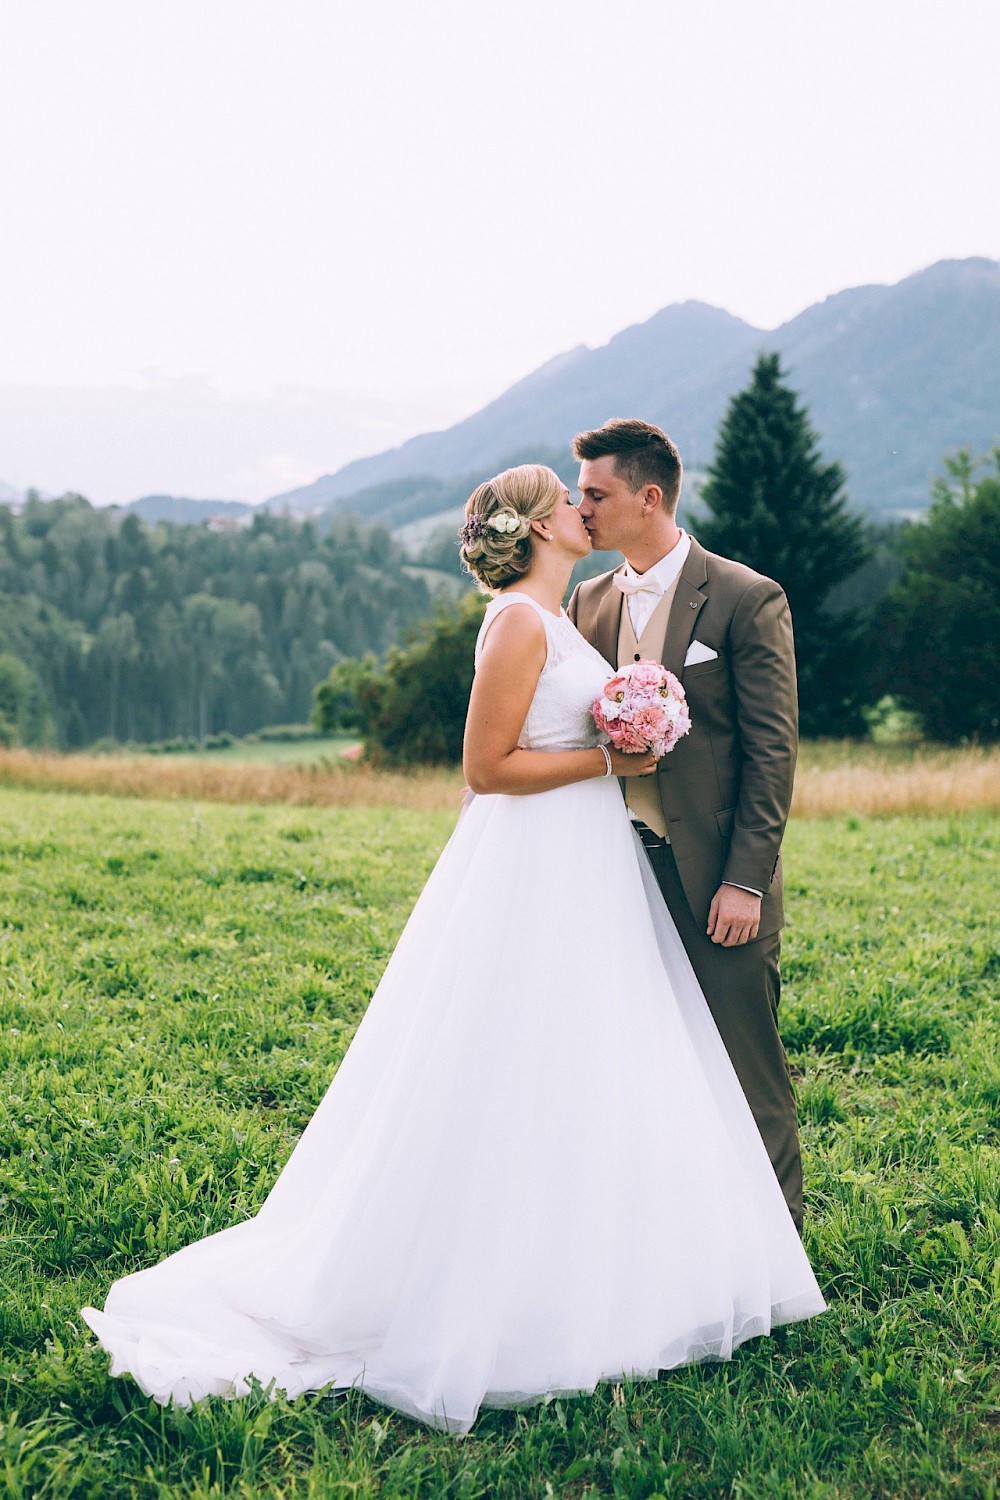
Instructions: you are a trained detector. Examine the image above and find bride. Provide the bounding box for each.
[83,464,825,1434]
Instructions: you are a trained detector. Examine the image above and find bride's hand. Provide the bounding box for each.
[609,748,658,778]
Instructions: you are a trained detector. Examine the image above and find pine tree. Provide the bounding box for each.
[879,450,1000,741]
[695,353,869,735]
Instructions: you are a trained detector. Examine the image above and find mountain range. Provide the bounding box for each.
[7,258,995,533]
[267,257,1000,525]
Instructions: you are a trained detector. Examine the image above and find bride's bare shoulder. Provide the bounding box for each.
[477,600,548,675]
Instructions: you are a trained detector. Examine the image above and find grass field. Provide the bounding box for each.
[0,787,998,1498]
[169,737,357,766]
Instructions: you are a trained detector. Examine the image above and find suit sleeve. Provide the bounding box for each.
[565,583,581,627]
[722,578,798,894]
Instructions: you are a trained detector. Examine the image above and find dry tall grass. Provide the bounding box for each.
[0,748,466,812]
[0,744,998,818]
[791,744,1000,817]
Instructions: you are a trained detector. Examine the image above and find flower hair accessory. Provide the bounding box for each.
[458,509,522,546]
[487,510,521,535]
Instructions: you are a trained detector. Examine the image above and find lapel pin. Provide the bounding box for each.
[689,600,698,608]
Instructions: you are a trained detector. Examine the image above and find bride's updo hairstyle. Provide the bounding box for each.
[459,464,564,592]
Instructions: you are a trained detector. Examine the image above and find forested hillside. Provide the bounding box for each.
[0,496,435,748]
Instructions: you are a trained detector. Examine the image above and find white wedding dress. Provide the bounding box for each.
[83,592,825,1433]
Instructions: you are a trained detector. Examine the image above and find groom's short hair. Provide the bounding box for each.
[573,419,683,511]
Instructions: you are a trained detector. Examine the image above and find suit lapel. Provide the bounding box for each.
[594,571,625,667]
[663,538,708,678]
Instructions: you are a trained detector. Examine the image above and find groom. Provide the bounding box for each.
[567,418,803,1230]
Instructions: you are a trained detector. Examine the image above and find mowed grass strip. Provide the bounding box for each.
[1,742,999,817]
[0,787,997,1499]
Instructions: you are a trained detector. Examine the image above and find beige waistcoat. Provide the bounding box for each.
[616,578,681,838]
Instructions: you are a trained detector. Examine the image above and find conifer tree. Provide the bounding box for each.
[879,450,1000,741]
[695,353,869,735]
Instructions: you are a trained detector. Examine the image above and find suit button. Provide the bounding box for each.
[634,653,640,661]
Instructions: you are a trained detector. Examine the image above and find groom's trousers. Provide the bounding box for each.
[639,835,804,1232]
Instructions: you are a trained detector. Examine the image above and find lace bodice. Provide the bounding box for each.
[474,592,613,752]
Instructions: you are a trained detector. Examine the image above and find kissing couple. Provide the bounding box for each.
[84,418,825,1433]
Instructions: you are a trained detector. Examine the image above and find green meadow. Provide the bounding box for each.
[138,736,357,767]
[0,787,997,1499]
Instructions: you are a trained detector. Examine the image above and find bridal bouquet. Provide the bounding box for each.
[592,659,691,757]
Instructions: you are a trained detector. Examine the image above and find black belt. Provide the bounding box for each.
[631,819,668,850]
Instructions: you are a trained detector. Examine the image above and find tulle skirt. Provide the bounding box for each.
[83,778,824,1432]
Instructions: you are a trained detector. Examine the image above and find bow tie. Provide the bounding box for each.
[613,572,664,597]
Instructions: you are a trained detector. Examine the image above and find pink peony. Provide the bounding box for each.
[610,718,650,753]
[629,660,666,694]
[630,704,668,738]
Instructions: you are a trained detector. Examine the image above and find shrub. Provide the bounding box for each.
[313,594,488,766]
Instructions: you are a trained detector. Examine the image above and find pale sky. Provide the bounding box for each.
[1,0,998,503]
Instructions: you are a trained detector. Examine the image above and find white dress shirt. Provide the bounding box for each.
[618,531,692,637]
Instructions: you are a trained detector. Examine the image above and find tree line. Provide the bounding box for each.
[0,502,436,748]
[316,355,999,758]
[2,355,995,756]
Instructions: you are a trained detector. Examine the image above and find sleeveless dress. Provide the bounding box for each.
[83,593,825,1434]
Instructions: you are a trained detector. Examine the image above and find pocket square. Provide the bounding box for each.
[684,640,719,666]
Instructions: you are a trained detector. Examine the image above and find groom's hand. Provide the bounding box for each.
[707,884,761,946]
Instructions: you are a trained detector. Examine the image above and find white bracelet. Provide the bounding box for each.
[597,744,613,777]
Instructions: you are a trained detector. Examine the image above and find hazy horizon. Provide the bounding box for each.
[2,0,998,503]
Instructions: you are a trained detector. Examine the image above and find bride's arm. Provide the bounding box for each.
[463,605,655,795]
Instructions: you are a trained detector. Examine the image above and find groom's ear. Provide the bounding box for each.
[640,484,664,514]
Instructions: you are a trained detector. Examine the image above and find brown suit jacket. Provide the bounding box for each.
[567,538,797,939]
